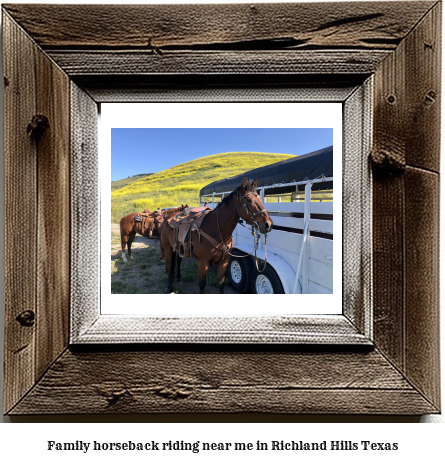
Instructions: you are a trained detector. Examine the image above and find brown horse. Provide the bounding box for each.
[153,205,188,260]
[119,210,158,262]
[161,178,272,294]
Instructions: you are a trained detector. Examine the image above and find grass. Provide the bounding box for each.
[111,152,296,222]
[111,281,125,293]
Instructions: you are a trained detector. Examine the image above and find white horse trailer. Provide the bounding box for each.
[199,146,333,294]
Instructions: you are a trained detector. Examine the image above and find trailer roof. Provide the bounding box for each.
[200,145,333,196]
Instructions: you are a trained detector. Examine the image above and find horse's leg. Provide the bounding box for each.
[121,234,128,262]
[198,260,209,294]
[163,245,174,293]
[158,228,165,260]
[176,255,182,282]
[127,231,136,260]
[216,256,230,294]
[149,222,153,239]
[165,248,176,293]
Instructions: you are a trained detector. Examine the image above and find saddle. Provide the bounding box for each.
[134,211,153,237]
[168,206,212,257]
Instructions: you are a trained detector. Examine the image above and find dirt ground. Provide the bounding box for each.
[111,224,237,294]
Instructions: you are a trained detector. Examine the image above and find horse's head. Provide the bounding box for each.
[238,178,273,234]
[153,209,164,234]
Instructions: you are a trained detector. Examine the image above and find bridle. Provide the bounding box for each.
[237,190,267,230]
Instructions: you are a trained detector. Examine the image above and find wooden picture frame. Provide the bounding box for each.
[2,2,440,415]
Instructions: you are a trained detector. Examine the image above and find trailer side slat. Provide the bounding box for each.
[264,202,333,214]
[267,216,333,235]
[308,281,333,295]
[308,236,334,265]
[235,226,333,266]
[308,258,333,290]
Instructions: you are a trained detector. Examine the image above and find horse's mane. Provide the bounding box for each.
[163,204,187,215]
[216,180,257,209]
[216,189,237,209]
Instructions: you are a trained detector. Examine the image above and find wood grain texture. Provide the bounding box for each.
[75,315,369,345]
[342,81,372,336]
[8,349,437,415]
[77,75,364,103]
[372,3,441,411]
[372,1,441,172]
[372,11,407,371]
[372,174,405,368]
[404,168,440,408]
[3,1,433,80]
[404,2,441,172]
[2,2,435,50]
[70,83,99,339]
[46,50,390,77]
[3,12,38,414]
[34,40,71,381]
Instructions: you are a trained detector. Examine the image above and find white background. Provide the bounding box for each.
[0,0,444,462]
[101,102,342,314]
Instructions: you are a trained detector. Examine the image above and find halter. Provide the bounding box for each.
[237,190,267,229]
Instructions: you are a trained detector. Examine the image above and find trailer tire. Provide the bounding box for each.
[251,264,285,294]
[228,255,253,293]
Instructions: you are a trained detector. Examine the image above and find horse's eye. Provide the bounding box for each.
[246,198,253,203]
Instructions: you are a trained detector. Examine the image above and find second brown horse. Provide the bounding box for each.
[119,210,160,262]
[160,178,272,294]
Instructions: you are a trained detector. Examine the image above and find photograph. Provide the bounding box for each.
[110,128,334,296]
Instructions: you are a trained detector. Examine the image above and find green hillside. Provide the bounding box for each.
[111,173,153,190]
[111,152,296,223]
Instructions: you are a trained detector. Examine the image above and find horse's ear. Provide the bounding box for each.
[241,177,248,189]
[251,179,258,188]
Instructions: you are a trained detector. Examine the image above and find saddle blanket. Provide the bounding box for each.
[134,210,152,222]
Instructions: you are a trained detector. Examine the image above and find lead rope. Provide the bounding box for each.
[254,233,268,272]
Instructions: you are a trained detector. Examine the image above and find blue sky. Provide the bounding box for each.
[111,128,333,181]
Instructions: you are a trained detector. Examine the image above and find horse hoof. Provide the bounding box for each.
[129,256,135,261]
[122,257,127,263]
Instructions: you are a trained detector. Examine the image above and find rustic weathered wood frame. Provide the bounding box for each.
[3,2,440,415]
